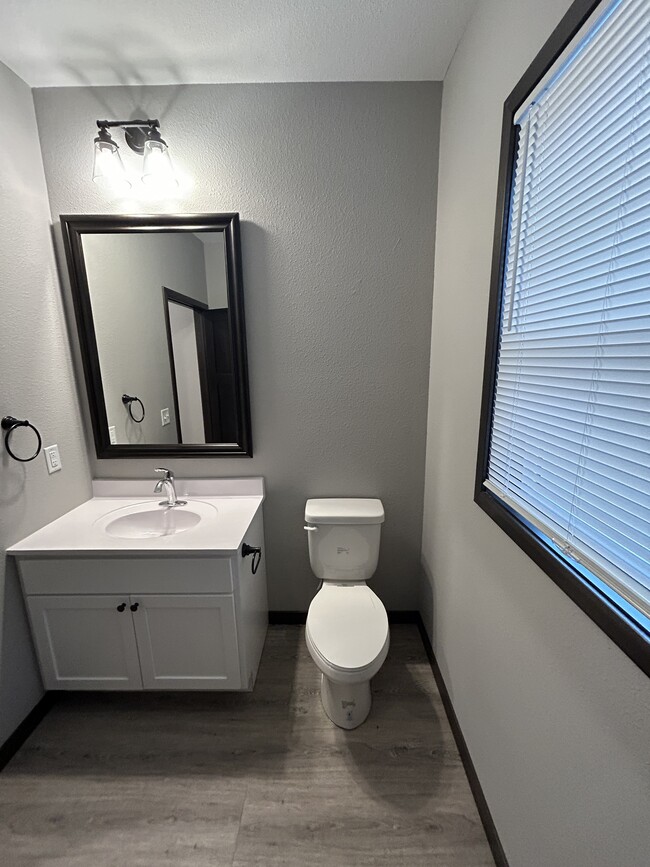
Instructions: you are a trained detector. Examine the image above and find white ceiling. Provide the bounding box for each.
[0,0,478,88]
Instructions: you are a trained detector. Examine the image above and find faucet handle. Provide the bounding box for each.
[154,467,174,481]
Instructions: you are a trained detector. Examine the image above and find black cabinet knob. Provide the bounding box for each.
[130,602,139,612]
[116,602,126,612]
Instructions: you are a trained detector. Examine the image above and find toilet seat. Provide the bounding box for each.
[306,583,389,678]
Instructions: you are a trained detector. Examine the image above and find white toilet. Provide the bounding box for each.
[304,498,389,729]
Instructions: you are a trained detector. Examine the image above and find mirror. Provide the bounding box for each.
[61,214,252,457]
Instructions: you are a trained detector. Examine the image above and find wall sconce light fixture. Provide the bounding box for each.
[92,119,178,193]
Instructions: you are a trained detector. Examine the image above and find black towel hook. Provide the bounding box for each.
[122,394,145,423]
[242,543,262,575]
[1,416,43,462]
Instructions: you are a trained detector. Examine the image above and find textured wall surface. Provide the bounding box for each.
[34,82,441,610]
[421,1,650,865]
[82,232,208,445]
[0,62,92,743]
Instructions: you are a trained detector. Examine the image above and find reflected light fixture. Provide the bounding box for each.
[92,119,178,192]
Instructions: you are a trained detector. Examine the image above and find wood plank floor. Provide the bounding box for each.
[0,624,494,866]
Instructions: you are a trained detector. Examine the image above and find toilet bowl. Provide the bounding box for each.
[304,498,389,729]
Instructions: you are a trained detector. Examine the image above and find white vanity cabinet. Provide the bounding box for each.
[25,593,242,691]
[12,485,268,693]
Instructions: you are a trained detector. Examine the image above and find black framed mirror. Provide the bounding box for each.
[61,213,252,458]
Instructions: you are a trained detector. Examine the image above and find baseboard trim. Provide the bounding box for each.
[415,615,509,867]
[269,610,421,625]
[0,693,56,774]
[387,610,420,623]
[268,611,307,624]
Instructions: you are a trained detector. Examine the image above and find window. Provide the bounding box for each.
[476,0,650,674]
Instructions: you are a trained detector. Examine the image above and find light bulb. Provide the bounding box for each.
[92,134,131,193]
[142,136,178,192]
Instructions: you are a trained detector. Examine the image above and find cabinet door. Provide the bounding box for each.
[132,595,241,690]
[26,595,142,690]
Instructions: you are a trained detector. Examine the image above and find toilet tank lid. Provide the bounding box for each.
[305,498,384,525]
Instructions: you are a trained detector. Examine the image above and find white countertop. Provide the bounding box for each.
[8,478,264,558]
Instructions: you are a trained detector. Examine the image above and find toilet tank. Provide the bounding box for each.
[304,498,384,582]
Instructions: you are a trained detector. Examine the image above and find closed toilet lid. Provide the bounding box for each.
[306,584,389,671]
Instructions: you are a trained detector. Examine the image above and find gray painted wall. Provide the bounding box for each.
[0,62,92,743]
[421,1,650,865]
[82,232,208,445]
[34,82,441,610]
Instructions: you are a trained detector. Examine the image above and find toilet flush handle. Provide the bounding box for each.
[304,524,319,532]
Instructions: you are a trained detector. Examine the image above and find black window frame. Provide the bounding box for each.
[475,0,650,678]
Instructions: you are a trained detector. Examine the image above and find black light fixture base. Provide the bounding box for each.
[95,119,161,154]
[124,126,149,154]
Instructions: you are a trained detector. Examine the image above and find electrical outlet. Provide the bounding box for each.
[161,408,170,427]
[44,444,62,474]
[108,425,117,444]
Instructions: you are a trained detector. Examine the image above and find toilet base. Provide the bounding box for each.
[320,674,372,730]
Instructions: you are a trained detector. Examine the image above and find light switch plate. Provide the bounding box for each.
[161,408,170,427]
[108,425,117,444]
[44,444,62,474]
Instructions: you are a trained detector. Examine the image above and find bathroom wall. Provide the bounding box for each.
[0,62,92,744]
[33,82,441,611]
[422,1,650,865]
[81,232,208,445]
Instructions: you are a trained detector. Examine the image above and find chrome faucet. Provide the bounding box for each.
[154,467,186,507]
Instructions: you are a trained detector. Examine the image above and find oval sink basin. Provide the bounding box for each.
[105,509,201,539]
[96,501,217,540]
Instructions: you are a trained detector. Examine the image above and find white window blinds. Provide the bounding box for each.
[486,0,650,618]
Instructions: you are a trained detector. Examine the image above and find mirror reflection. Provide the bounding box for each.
[81,230,237,446]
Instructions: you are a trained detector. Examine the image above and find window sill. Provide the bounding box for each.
[475,487,650,679]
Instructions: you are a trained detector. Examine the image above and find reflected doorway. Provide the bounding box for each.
[163,287,237,444]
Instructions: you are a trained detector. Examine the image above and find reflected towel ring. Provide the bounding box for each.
[1,416,43,462]
[122,394,145,423]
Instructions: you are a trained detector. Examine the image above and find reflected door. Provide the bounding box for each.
[163,287,236,444]
[167,299,206,443]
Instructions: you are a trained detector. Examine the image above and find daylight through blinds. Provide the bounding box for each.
[486,0,650,617]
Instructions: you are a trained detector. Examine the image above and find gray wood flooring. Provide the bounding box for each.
[0,624,494,866]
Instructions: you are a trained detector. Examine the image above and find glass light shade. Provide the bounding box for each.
[142,139,178,191]
[92,139,131,192]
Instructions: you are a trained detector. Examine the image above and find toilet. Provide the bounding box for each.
[304,498,389,729]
